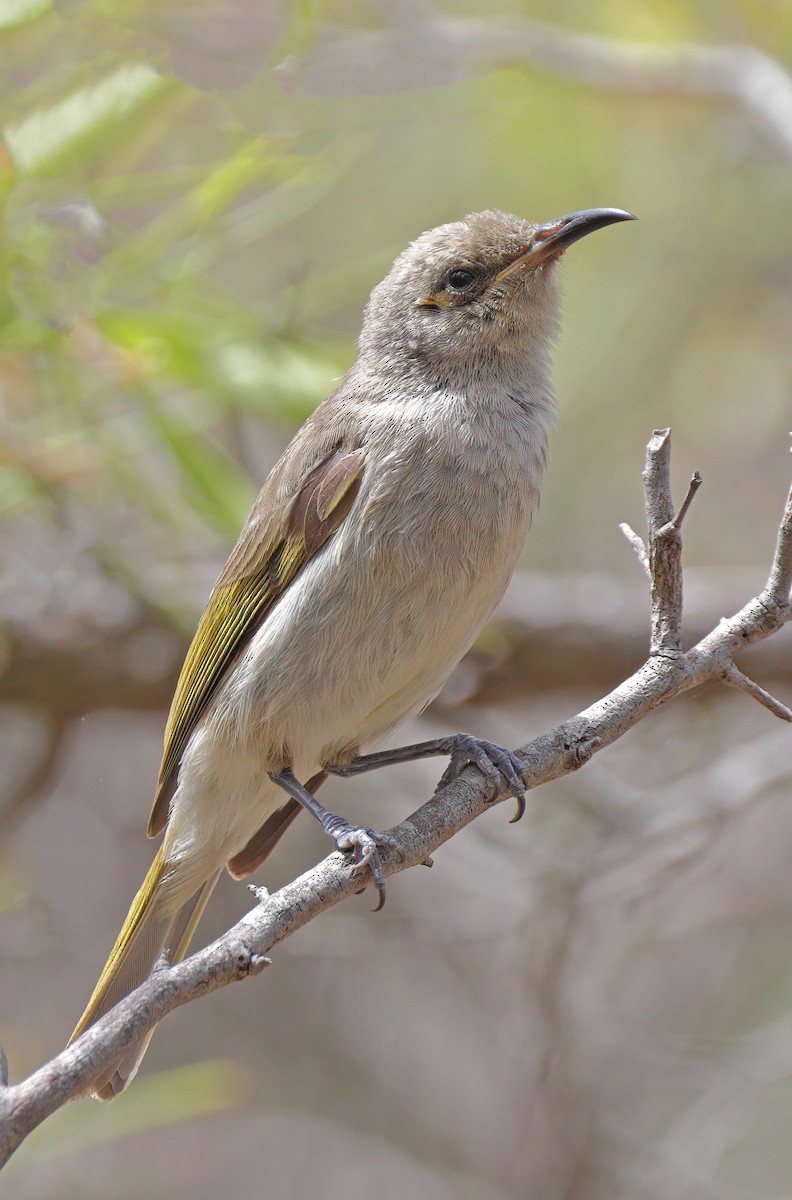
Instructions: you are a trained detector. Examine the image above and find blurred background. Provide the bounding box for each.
[2,1,792,1196]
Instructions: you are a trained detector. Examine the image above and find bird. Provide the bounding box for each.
[70,205,635,1098]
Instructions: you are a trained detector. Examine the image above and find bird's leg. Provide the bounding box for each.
[269,768,405,910]
[327,734,528,822]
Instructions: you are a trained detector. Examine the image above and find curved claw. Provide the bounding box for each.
[324,819,405,910]
[445,734,528,820]
[371,872,386,913]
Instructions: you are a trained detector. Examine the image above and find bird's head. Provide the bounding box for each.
[360,208,635,374]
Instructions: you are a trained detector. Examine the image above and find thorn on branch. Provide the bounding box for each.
[722,663,792,722]
[762,484,792,611]
[619,521,651,577]
[561,729,602,771]
[247,954,272,974]
[657,470,703,537]
[247,883,270,903]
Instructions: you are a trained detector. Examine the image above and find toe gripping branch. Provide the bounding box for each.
[272,731,530,909]
[269,768,404,910]
[330,732,529,821]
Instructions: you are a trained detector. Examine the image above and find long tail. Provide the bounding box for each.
[69,848,220,1100]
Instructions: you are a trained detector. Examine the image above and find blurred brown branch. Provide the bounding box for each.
[279,15,792,161]
[0,610,180,719]
[0,607,183,831]
[3,568,792,830]
[1,428,790,1165]
[5,567,788,720]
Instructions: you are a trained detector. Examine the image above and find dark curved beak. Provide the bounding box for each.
[497,208,637,279]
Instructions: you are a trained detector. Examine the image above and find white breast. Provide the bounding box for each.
[226,385,547,761]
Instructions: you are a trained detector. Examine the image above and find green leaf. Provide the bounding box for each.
[4,63,173,175]
[143,399,255,535]
[0,0,50,32]
[210,338,351,423]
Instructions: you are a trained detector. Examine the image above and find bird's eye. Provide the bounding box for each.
[446,268,476,290]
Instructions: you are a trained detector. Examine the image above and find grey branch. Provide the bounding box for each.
[1,431,791,1167]
[721,663,792,722]
[277,15,792,162]
[644,429,694,656]
[662,471,703,537]
[619,522,650,576]
[763,482,792,607]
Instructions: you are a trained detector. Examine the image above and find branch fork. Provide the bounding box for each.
[2,428,792,1165]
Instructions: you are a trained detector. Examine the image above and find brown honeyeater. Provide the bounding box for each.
[70,207,635,1098]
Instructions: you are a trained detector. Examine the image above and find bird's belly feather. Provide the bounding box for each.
[166,448,536,874]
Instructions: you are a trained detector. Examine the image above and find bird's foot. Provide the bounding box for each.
[269,768,407,910]
[436,733,528,822]
[320,814,406,911]
[326,733,529,822]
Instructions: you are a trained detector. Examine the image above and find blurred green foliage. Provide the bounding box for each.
[2,0,792,604]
